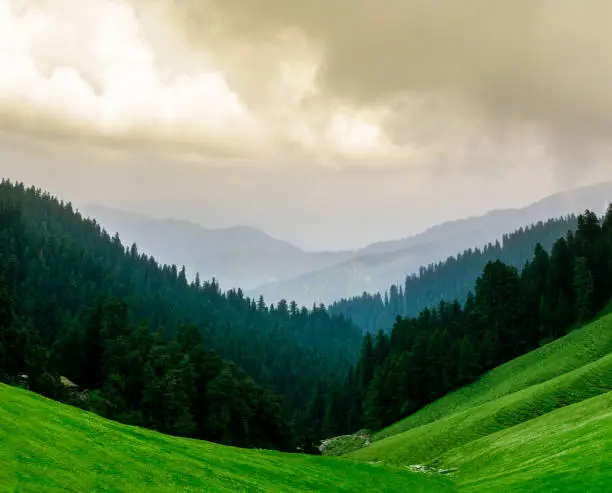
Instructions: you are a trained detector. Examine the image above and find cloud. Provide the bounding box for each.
[2,0,612,175]
[0,0,266,158]
[190,1,612,126]
[0,0,393,161]
[159,0,612,164]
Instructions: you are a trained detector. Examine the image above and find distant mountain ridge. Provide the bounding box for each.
[329,214,579,333]
[78,204,355,290]
[358,179,612,257]
[248,180,612,306]
[80,180,612,307]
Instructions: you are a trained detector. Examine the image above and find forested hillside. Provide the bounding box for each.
[249,181,612,308]
[0,180,363,451]
[329,216,578,332]
[319,207,612,438]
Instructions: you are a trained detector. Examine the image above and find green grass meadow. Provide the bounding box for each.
[345,313,612,491]
[442,391,612,492]
[0,384,455,493]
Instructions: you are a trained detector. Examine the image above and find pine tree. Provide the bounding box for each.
[0,280,14,378]
[573,257,594,322]
[257,295,266,312]
[81,301,105,389]
[362,365,387,430]
[358,333,376,393]
[302,381,326,453]
[457,336,481,385]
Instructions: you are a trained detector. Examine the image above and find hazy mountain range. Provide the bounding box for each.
[80,180,612,307]
[79,205,353,291]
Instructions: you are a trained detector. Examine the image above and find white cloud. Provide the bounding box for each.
[0,0,263,153]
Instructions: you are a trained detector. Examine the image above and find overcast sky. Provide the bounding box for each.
[2,0,612,250]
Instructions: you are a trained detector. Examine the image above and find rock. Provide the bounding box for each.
[318,431,373,456]
[60,376,79,389]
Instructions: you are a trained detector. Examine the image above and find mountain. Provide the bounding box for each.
[330,215,578,332]
[248,242,459,308]
[78,204,354,292]
[249,180,612,306]
[80,180,612,308]
[359,179,612,257]
[4,182,612,491]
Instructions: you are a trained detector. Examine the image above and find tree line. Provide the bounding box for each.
[0,180,364,451]
[309,207,612,442]
[329,215,579,333]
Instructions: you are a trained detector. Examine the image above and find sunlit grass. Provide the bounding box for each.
[349,350,612,465]
[0,384,455,493]
[374,312,612,442]
[346,312,612,491]
[444,391,612,492]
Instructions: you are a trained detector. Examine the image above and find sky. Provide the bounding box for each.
[1,0,612,250]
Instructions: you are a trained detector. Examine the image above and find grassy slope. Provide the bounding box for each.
[442,391,612,492]
[349,350,612,465]
[346,313,612,491]
[375,313,612,442]
[0,385,455,493]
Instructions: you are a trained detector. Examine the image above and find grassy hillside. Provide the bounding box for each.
[374,311,612,442]
[441,391,612,492]
[345,312,612,491]
[349,349,612,465]
[0,384,455,493]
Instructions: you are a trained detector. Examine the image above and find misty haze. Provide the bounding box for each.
[1,1,612,492]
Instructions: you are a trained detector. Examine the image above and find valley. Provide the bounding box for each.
[3,302,612,491]
[3,2,612,490]
[2,180,612,492]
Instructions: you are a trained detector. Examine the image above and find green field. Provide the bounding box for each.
[0,384,455,493]
[346,313,612,491]
[441,391,612,492]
